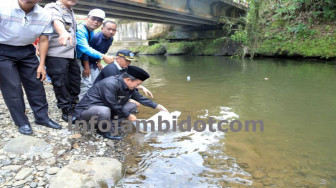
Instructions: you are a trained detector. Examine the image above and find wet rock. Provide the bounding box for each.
[15,167,33,180]
[252,170,265,179]
[261,179,273,186]
[126,167,137,175]
[49,157,122,188]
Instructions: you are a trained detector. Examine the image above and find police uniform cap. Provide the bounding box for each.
[127,66,150,81]
[117,50,137,61]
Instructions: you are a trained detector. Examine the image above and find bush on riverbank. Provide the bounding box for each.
[131,37,242,56]
[231,0,336,59]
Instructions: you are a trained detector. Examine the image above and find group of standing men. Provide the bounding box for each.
[0,0,168,140]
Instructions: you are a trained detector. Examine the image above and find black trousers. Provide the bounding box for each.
[0,44,49,126]
[45,56,80,109]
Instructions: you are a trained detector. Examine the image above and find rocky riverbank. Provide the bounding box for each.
[0,83,132,188]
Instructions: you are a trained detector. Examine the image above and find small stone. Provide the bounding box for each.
[2,159,11,165]
[57,150,66,156]
[44,174,51,181]
[9,154,16,159]
[24,160,33,166]
[46,167,60,175]
[4,181,13,186]
[61,138,68,145]
[106,141,114,148]
[36,166,45,171]
[24,175,34,182]
[38,180,46,186]
[2,165,22,172]
[36,171,44,177]
[126,167,137,175]
[15,168,33,180]
[41,153,53,159]
[70,134,81,139]
[45,157,57,165]
[30,182,38,188]
[12,179,27,186]
[0,169,10,176]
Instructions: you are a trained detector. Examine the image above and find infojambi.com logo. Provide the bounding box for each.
[67,116,264,135]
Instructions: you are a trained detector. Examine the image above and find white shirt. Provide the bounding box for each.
[0,0,53,46]
[114,60,124,71]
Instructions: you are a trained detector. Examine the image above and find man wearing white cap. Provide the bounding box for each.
[76,9,115,99]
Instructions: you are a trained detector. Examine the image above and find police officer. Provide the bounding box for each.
[44,0,79,123]
[0,0,61,135]
[75,66,168,140]
[94,49,154,98]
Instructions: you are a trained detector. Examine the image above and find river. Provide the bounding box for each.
[116,56,336,187]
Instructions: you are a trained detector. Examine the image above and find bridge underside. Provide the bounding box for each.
[39,0,247,26]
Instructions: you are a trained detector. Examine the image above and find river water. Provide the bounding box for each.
[117,56,336,187]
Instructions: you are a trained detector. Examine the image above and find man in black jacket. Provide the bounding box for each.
[74,66,168,140]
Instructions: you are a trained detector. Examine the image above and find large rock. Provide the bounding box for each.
[49,157,122,188]
[14,168,33,180]
[3,135,48,155]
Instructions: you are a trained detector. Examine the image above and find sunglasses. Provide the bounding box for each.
[90,16,104,23]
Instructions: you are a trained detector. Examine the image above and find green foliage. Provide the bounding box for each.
[257,35,336,59]
[140,43,166,55]
[166,42,191,55]
[231,25,248,44]
[272,0,336,21]
[240,0,336,58]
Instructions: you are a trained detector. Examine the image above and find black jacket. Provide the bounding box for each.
[75,75,158,118]
[94,63,126,84]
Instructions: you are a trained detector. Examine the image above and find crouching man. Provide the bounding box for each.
[74,66,168,140]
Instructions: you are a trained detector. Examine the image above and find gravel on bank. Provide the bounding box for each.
[0,83,132,187]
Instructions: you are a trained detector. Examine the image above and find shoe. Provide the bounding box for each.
[62,108,76,124]
[96,130,122,140]
[35,119,62,129]
[18,124,33,135]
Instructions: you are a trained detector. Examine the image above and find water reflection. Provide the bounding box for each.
[120,56,336,187]
[118,108,251,187]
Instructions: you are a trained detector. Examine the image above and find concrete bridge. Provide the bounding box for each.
[39,0,248,26]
